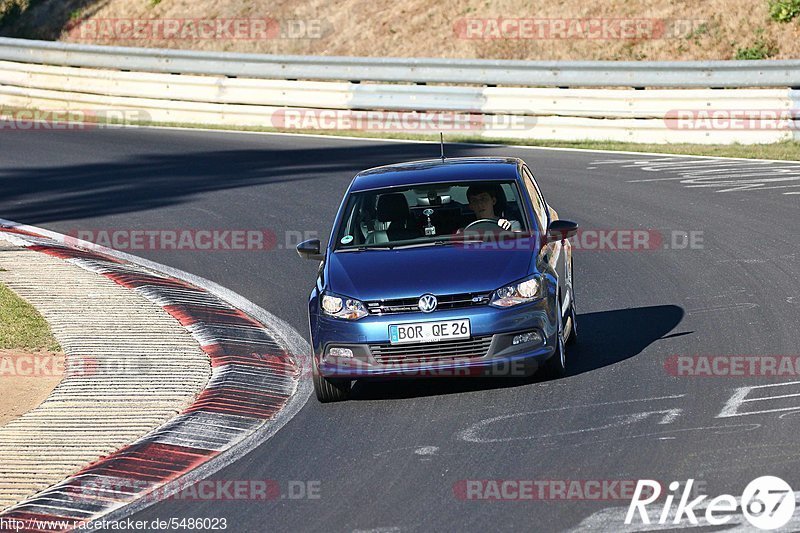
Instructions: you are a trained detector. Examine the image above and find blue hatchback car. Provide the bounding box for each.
[297,157,579,402]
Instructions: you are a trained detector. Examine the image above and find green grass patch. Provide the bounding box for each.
[0,281,61,352]
[769,0,800,22]
[734,29,779,59]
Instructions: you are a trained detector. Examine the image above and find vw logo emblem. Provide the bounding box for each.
[418,294,437,313]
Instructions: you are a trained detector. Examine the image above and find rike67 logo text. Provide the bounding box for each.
[626,477,795,530]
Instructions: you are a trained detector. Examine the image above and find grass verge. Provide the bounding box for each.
[0,281,61,352]
[3,106,799,161]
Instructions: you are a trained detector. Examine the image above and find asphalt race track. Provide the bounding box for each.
[1,126,799,532]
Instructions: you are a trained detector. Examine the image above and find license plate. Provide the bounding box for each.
[389,319,470,345]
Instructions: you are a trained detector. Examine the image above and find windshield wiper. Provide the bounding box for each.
[338,238,488,252]
[391,239,484,250]
[337,244,393,252]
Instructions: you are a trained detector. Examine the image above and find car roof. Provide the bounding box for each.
[349,157,523,192]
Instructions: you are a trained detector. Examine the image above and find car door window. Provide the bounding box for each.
[522,166,548,231]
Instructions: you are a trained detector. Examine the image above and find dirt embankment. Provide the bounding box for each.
[1,0,799,60]
[0,266,64,426]
[0,350,64,425]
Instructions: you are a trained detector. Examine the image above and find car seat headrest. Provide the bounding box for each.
[376,193,410,223]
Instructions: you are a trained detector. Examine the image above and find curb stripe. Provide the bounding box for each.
[0,226,306,532]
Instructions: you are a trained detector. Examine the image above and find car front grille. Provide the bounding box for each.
[365,292,491,315]
[370,336,493,365]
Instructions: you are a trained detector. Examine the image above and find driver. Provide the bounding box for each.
[465,184,521,231]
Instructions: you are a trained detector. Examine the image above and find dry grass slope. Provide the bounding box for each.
[1,0,800,60]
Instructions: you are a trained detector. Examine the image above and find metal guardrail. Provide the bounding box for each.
[0,37,797,144]
[1,37,800,88]
[0,60,791,119]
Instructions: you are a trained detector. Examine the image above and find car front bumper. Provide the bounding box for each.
[311,296,559,379]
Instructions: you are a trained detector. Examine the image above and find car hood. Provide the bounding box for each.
[326,245,535,301]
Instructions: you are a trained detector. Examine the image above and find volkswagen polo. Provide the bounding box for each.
[297,157,578,402]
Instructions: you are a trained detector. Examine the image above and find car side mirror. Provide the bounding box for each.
[546,220,579,243]
[297,239,325,261]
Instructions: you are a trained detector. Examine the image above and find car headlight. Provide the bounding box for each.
[321,293,368,320]
[489,276,542,308]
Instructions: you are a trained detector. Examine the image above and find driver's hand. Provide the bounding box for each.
[497,218,512,230]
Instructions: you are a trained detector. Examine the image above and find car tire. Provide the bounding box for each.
[566,263,577,345]
[566,293,578,346]
[312,360,351,403]
[542,299,567,379]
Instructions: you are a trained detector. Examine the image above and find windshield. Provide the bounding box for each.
[333,180,532,250]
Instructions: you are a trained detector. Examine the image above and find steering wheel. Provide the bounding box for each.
[464,218,503,231]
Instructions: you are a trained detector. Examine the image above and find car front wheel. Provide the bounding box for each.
[566,293,578,345]
[542,300,567,379]
[312,359,352,402]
